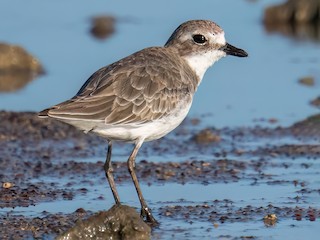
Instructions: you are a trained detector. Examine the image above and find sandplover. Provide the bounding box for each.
[39,20,248,225]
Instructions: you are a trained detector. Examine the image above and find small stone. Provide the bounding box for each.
[299,76,315,87]
[2,182,15,189]
[263,213,277,226]
[268,118,278,124]
[192,128,221,144]
[90,15,115,40]
[190,118,200,125]
[310,96,320,108]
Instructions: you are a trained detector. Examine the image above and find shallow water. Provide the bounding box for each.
[1,0,320,239]
[3,158,320,239]
[0,0,319,127]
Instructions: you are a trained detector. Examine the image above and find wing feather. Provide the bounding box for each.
[46,47,198,125]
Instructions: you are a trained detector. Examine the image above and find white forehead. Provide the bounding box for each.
[209,31,226,45]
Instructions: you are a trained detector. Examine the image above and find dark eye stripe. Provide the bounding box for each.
[193,34,207,44]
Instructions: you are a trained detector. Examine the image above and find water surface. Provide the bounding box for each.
[0,0,319,127]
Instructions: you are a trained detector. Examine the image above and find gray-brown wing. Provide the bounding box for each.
[45,47,197,125]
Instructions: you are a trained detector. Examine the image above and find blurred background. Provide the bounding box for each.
[1,0,319,128]
[1,1,320,239]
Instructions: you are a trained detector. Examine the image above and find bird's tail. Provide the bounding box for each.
[38,108,51,118]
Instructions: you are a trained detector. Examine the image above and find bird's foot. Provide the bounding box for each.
[141,206,159,227]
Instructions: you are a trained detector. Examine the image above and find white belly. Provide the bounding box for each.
[61,100,193,143]
[93,101,192,142]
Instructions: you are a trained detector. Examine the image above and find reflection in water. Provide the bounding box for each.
[0,72,41,93]
[0,43,44,92]
[57,204,151,240]
[263,0,320,42]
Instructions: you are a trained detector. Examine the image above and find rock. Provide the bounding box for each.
[291,113,320,136]
[0,42,44,92]
[263,0,320,41]
[192,128,221,144]
[57,204,151,240]
[310,96,320,108]
[90,16,115,40]
[2,182,15,189]
[264,0,320,24]
[263,213,277,227]
[299,76,315,86]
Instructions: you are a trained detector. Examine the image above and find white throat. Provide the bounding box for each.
[183,50,226,84]
[181,31,227,84]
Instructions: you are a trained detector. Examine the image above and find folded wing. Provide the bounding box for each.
[41,47,197,126]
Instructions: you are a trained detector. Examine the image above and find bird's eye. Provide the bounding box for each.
[193,34,207,44]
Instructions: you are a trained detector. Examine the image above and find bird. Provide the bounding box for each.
[39,19,248,225]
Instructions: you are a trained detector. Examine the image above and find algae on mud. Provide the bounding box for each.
[57,205,151,240]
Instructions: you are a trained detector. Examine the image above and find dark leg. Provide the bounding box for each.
[104,140,120,204]
[127,141,159,226]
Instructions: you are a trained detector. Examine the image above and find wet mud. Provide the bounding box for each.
[0,111,320,239]
[160,202,319,224]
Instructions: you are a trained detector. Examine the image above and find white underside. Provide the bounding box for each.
[184,50,226,82]
[182,32,227,81]
[62,100,192,143]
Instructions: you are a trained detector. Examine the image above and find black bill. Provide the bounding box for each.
[220,43,248,57]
